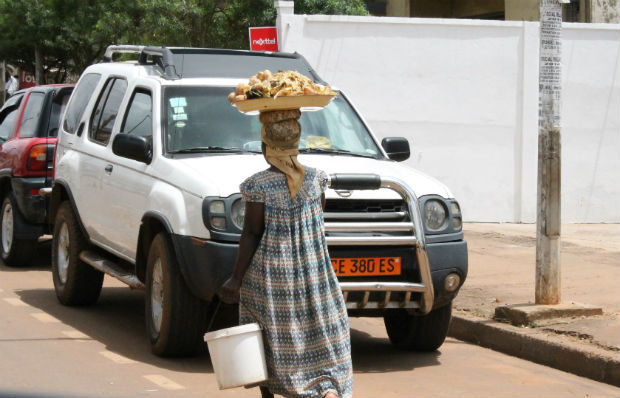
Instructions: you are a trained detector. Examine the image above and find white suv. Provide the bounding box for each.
[50,45,468,356]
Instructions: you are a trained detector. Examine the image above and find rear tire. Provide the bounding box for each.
[145,232,208,357]
[384,303,452,351]
[51,201,103,305]
[0,193,36,267]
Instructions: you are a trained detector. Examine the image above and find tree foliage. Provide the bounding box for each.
[0,0,135,82]
[0,0,368,83]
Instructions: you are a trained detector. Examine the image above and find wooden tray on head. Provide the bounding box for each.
[234,94,336,113]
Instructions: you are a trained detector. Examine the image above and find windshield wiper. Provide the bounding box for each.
[169,146,260,154]
[298,147,376,158]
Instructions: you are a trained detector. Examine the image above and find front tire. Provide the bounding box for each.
[51,201,103,305]
[145,232,208,357]
[384,303,452,351]
[0,193,36,267]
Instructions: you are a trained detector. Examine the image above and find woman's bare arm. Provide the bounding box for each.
[218,201,265,303]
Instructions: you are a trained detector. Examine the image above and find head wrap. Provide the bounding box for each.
[259,110,305,198]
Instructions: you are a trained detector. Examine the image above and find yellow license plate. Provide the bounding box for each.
[331,257,401,277]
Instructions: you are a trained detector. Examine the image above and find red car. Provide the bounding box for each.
[0,84,74,266]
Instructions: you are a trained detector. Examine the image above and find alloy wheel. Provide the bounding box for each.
[1,201,14,254]
[56,222,70,284]
[150,258,164,334]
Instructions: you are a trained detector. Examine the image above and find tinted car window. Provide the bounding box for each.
[47,89,72,137]
[163,86,381,158]
[63,73,101,134]
[1,93,23,110]
[90,79,113,141]
[89,78,128,145]
[121,90,152,139]
[0,107,20,141]
[18,92,45,138]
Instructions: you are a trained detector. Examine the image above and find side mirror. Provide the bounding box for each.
[381,137,410,162]
[112,134,152,164]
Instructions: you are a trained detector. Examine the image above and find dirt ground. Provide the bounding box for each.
[455,223,619,350]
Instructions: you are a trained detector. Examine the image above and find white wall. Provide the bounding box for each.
[276,6,620,223]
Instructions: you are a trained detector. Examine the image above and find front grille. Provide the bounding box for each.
[325,199,409,222]
[326,199,405,213]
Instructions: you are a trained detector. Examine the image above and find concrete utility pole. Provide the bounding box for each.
[536,0,566,305]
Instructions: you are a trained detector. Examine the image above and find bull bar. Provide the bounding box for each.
[326,174,434,315]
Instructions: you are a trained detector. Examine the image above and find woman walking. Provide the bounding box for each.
[219,109,353,398]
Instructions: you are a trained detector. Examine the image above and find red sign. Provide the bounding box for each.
[249,27,278,52]
[20,70,36,88]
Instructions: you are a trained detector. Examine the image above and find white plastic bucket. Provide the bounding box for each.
[204,322,268,389]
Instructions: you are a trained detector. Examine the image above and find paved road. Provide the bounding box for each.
[1,252,618,398]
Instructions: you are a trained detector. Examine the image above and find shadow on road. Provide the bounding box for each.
[350,327,441,372]
[0,240,52,271]
[16,286,214,373]
[17,283,443,375]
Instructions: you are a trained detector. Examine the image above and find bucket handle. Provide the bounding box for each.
[206,298,265,333]
[206,300,222,333]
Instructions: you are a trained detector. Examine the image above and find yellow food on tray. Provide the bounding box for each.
[228,70,335,104]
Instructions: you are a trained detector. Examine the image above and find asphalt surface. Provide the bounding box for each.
[1,243,618,398]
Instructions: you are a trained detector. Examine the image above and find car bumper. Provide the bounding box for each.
[336,239,468,315]
[171,235,238,301]
[10,177,50,238]
[11,177,50,223]
[426,240,468,309]
[171,234,468,309]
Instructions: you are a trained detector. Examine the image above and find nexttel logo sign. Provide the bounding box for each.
[249,27,278,52]
[253,38,276,46]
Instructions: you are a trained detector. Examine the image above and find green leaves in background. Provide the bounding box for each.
[0,0,368,82]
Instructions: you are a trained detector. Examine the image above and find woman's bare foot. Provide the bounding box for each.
[324,392,338,398]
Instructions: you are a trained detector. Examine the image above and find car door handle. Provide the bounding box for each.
[104,164,113,174]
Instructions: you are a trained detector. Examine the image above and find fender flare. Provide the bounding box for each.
[0,169,45,239]
[137,211,201,298]
[0,169,13,197]
[0,168,12,179]
[49,178,90,241]
[0,168,13,200]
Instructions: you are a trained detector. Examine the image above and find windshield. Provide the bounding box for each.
[163,86,382,158]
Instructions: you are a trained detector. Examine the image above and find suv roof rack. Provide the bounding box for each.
[103,45,180,80]
[102,45,327,85]
[103,45,144,60]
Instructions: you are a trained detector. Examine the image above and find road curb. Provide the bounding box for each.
[448,314,620,387]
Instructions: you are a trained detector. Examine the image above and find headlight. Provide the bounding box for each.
[452,217,462,230]
[424,200,447,230]
[209,200,226,214]
[451,201,462,231]
[231,199,245,229]
[450,202,460,214]
[208,199,227,230]
[203,195,245,235]
[210,216,226,230]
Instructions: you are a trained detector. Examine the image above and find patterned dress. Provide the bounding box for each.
[239,167,353,398]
